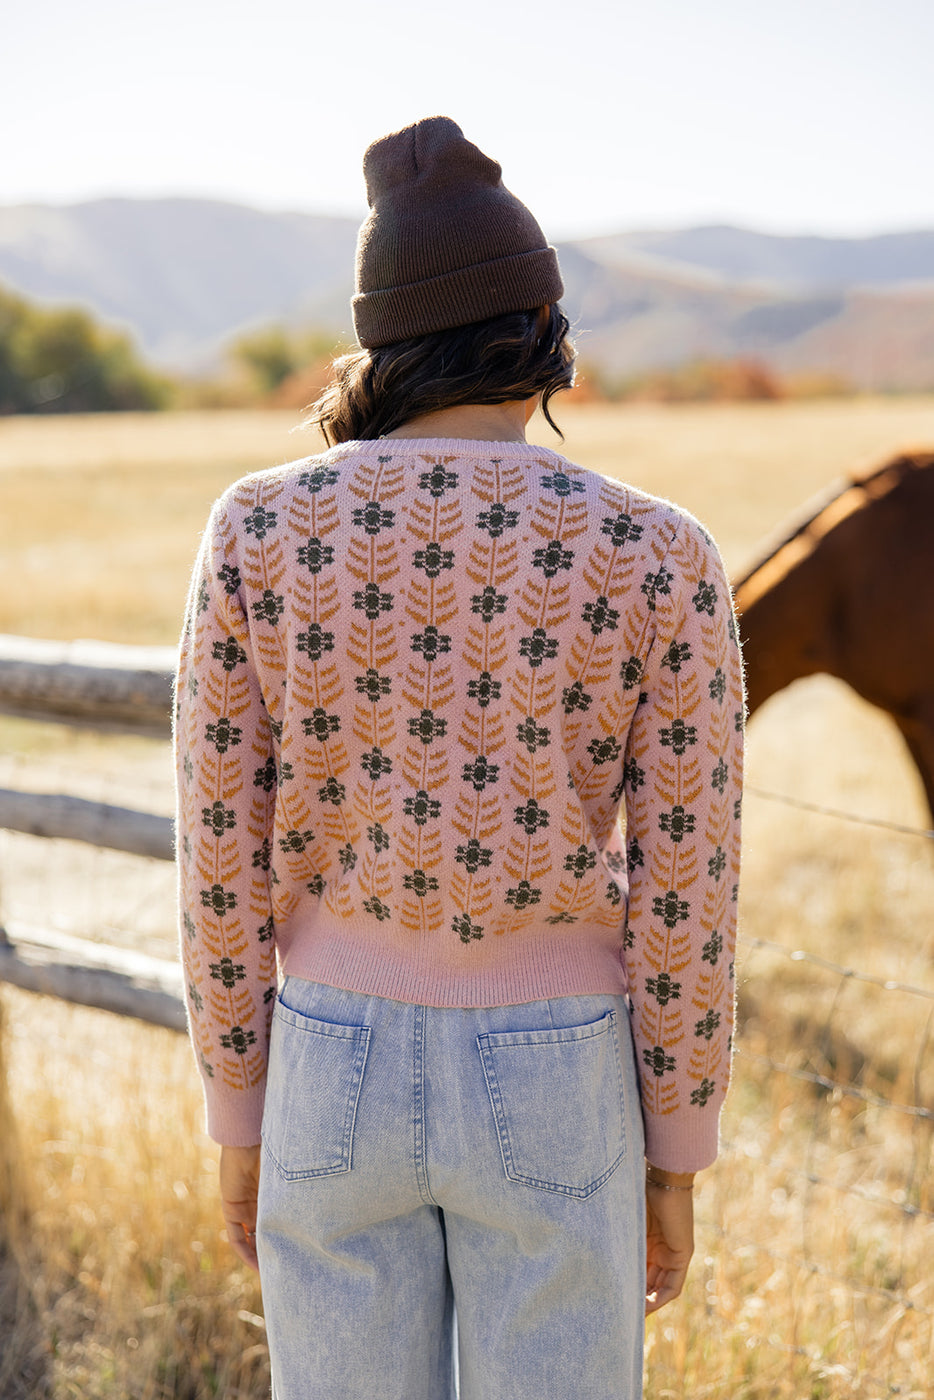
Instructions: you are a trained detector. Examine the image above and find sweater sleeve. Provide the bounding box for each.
[174,501,278,1146]
[622,515,744,1172]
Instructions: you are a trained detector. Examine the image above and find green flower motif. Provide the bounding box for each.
[643,1045,676,1077]
[297,536,334,574]
[582,595,620,636]
[545,911,578,924]
[318,777,346,806]
[298,466,339,493]
[467,671,501,708]
[519,627,558,669]
[363,896,392,921]
[202,801,236,836]
[220,1025,256,1055]
[477,502,519,538]
[197,580,210,614]
[542,470,584,497]
[455,838,493,874]
[646,972,681,1005]
[188,982,203,1013]
[505,880,541,910]
[708,846,727,881]
[640,567,673,612]
[257,917,275,943]
[691,1078,716,1106]
[462,755,499,791]
[471,586,508,623]
[660,640,692,673]
[627,837,644,869]
[302,708,341,742]
[709,666,726,703]
[297,623,335,660]
[200,883,236,917]
[279,828,314,854]
[306,874,325,897]
[337,845,357,871]
[453,913,484,943]
[620,656,643,689]
[652,889,690,928]
[367,823,390,853]
[711,757,728,793]
[352,500,395,535]
[601,512,644,547]
[182,911,196,940]
[206,717,242,753]
[562,679,592,714]
[280,761,294,784]
[413,541,455,578]
[516,716,550,752]
[411,626,451,663]
[251,589,284,626]
[408,709,447,745]
[605,881,622,906]
[659,719,697,755]
[210,957,246,989]
[252,839,272,870]
[564,844,596,879]
[212,636,247,672]
[692,580,718,616]
[355,668,391,702]
[403,789,440,825]
[404,868,439,897]
[605,850,626,874]
[532,540,575,577]
[623,758,645,791]
[244,505,278,540]
[659,805,696,844]
[353,582,394,618]
[702,929,723,965]
[695,1009,721,1040]
[419,464,459,496]
[514,799,550,835]
[587,734,622,765]
[734,795,742,821]
[199,1050,214,1078]
[216,564,241,595]
[361,747,392,779]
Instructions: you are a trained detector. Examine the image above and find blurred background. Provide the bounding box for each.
[2,0,934,409]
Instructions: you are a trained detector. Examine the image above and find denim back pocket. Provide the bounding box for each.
[477,1010,626,1197]
[262,999,371,1181]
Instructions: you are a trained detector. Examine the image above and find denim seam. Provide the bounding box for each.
[413,1004,438,1205]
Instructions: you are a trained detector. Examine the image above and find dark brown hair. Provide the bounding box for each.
[305,304,576,446]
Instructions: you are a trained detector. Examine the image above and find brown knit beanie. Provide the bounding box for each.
[352,116,564,349]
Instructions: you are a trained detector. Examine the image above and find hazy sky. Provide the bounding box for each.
[5,0,931,239]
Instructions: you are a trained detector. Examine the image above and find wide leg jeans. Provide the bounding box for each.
[256,978,646,1400]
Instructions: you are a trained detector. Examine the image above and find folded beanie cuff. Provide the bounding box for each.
[352,246,564,349]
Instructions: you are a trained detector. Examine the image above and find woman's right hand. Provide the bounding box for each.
[644,1175,695,1314]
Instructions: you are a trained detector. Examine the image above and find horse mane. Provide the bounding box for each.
[733,452,926,593]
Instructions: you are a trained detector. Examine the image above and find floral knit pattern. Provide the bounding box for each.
[175,440,744,1170]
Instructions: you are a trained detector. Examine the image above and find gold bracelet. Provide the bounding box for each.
[645,1173,694,1192]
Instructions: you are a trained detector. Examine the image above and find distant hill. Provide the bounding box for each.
[1,199,932,389]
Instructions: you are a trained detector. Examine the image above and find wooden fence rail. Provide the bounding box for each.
[0,633,183,1028]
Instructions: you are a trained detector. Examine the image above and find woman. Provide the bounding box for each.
[175,116,743,1399]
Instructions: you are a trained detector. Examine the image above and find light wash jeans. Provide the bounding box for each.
[256,978,646,1400]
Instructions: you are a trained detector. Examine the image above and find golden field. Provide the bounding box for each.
[0,399,932,1398]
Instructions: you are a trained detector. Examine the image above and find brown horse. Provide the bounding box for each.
[733,451,934,820]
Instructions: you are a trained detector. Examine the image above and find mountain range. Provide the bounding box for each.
[1,198,932,390]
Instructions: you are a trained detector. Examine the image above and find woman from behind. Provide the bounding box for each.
[175,115,744,1400]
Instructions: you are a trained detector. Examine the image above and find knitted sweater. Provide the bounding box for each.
[175,438,744,1171]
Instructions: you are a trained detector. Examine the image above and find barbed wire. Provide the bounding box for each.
[739,934,934,1000]
[745,782,934,841]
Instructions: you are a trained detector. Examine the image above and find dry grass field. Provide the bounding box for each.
[1,399,933,1398]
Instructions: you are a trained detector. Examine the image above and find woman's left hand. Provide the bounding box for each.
[219,1143,262,1272]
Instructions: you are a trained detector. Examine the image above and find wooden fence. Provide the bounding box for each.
[0,632,185,1030]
